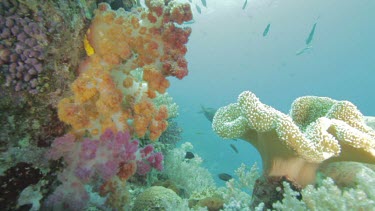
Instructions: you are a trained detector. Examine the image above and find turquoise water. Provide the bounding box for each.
[1,0,375,209]
[170,0,375,185]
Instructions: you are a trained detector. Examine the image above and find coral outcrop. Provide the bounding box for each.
[212,91,375,208]
[133,186,182,211]
[44,129,163,210]
[58,1,192,141]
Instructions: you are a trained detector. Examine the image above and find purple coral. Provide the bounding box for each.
[0,0,48,94]
[137,145,164,174]
[45,129,164,210]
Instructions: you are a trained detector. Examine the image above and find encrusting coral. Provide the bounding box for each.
[212,91,375,209]
[132,186,182,211]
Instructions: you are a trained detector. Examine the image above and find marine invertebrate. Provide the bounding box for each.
[319,161,375,189]
[212,91,375,208]
[153,92,180,119]
[189,187,225,210]
[132,186,183,211]
[158,119,183,149]
[44,129,163,210]
[273,171,375,210]
[163,142,216,195]
[57,0,192,141]
[0,0,47,94]
[0,0,88,154]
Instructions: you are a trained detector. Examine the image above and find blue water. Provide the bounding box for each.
[169,0,375,185]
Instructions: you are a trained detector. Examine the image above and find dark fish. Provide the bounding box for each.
[305,22,317,45]
[242,0,248,10]
[218,173,233,181]
[263,23,271,37]
[195,4,201,14]
[185,151,195,159]
[201,0,207,7]
[200,105,217,122]
[230,144,239,153]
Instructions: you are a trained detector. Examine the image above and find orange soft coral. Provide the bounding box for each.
[143,65,170,94]
[57,98,90,130]
[71,76,98,103]
[87,10,132,66]
[57,1,192,139]
[132,101,169,141]
[149,106,169,141]
[149,119,168,141]
[133,100,155,138]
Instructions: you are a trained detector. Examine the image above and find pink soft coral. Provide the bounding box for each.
[45,129,163,210]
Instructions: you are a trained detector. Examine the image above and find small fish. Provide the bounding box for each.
[230,144,239,154]
[263,23,271,37]
[218,173,233,181]
[201,0,207,7]
[305,22,317,45]
[242,0,248,10]
[295,45,312,56]
[185,151,195,159]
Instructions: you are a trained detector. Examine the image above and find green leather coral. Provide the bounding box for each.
[212,91,375,187]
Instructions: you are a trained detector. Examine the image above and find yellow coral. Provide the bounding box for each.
[84,34,95,56]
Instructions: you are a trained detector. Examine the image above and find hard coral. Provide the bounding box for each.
[0,0,47,94]
[132,186,182,211]
[212,91,375,208]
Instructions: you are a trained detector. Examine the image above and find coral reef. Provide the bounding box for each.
[132,186,183,211]
[319,161,375,189]
[154,92,180,119]
[189,188,225,211]
[222,163,259,209]
[0,0,47,94]
[163,142,216,196]
[273,169,375,210]
[0,1,91,207]
[158,119,183,151]
[38,0,193,209]
[44,129,163,210]
[0,0,89,150]
[0,162,43,210]
[190,196,224,211]
[57,0,192,141]
[212,91,375,208]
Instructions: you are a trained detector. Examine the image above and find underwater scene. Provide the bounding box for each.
[0,0,374,210]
